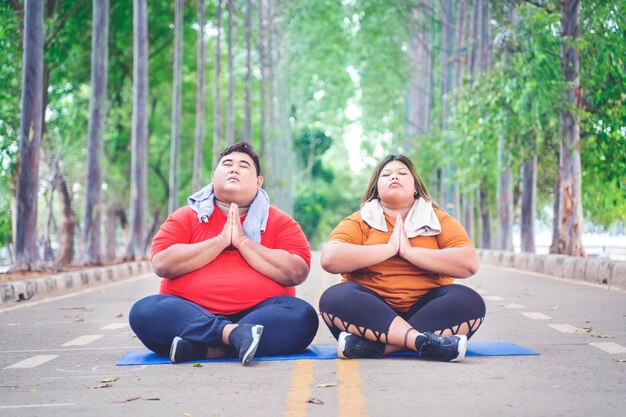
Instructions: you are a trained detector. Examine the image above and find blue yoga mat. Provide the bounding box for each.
[117,342,538,366]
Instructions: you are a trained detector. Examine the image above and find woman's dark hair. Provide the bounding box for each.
[218,141,261,176]
[361,154,439,208]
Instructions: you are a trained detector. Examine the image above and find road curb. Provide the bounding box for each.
[477,250,626,290]
[0,261,153,309]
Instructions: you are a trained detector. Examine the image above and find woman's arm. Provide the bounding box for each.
[398,217,478,278]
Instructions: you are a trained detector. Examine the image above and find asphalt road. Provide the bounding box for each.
[1,252,625,417]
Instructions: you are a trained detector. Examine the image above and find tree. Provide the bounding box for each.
[125,0,149,260]
[244,0,252,143]
[556,0,584,256]
[192,0,206,191]
[168,0,183,214]
[82,0,109,265]
[495,2,516,251]
[212,0,223,167]
[226,0,235,146]
[13,0,44,271]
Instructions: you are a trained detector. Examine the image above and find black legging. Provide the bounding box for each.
[319,281,486,343]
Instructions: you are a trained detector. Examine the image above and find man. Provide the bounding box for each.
[129,142,318,365]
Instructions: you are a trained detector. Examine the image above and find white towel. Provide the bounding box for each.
[187,184,270,243]
[360,198,441,238]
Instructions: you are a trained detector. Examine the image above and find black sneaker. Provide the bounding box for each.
[419,332,467,362]
[337,331,385,359]
[169,336,207,363]
[228,324,264,366]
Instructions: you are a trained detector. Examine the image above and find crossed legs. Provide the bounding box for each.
[319,281,486,355]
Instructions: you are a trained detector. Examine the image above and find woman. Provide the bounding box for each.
[319,154,485,362]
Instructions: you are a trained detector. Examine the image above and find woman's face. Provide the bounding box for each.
[376,160,416,207]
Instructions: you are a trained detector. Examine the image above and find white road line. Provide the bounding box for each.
[0,403,76,409]
[100,322,128,330]
[589,342,626,354]
[548,324,582,333]
[483,296,505,301]
[61,335,103,347]
[521,312,551,320]
[504,303,526,309]
[5,355,58,369]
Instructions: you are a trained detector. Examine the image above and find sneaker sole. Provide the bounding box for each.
[241,325,264,366]
[337,331,350,359]
[170,336,183,364]
[450,335,468,362]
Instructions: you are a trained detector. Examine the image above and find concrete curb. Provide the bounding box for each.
[478,250,626,291]
[0,261,153,309]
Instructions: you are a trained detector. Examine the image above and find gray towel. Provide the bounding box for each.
[188,184,270,243]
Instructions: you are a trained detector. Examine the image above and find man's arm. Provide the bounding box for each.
[152,215,232,279]
[230,204,309,286]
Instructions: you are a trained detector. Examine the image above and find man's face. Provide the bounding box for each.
[212,151,263,205]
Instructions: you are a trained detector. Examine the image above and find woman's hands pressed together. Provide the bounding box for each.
[388,214,412,258]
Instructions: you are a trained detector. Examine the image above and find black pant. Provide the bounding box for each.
[319,281,486,342]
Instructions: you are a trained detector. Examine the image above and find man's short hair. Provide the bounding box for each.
[218,141,261,176]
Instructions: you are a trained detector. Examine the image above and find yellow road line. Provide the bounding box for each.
[284,359,314,417]
[337,360,369,417]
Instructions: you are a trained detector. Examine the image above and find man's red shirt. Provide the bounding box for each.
[151,205,311,315]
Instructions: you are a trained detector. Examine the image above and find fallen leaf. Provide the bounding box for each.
[549,305,559,311]
[184,413,192,416]
[590,333,615,339]
[113,397,141,403]
[192,363,203,368]
[92,383,113,389]
[314,383,337,388]
[307,398,324,405]
[576,327,592,333]
[100,377,119,383]
[116,313,124,318]
[614,359,626,363]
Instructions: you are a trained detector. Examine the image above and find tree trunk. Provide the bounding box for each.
[106,203,117,262]
[258,0,270,166]
[125,0,149,260]
[82,0,108,265]
[212,0,224,168]
[550,166,560,253]
[407,5,432,144]
[42,176,56,263]
[169,0,183,213]
[57,172,77,266]
[144,209,161,255]
[496,2,515,251]
[244,0,252,143]
[520,155,536,252]
[557,0,585,256]
[13,0,44,271]
[226,0,235,146]
[192,0,206,191]
[462,193,475,244]
[480,182,492,249]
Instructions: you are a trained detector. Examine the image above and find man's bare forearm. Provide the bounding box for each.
[236,239,309,286]
[152,235,228,278]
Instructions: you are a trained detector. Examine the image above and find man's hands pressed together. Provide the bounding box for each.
[218,203,249,250]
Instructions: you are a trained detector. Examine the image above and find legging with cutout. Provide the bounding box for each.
[319,281,486,344]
